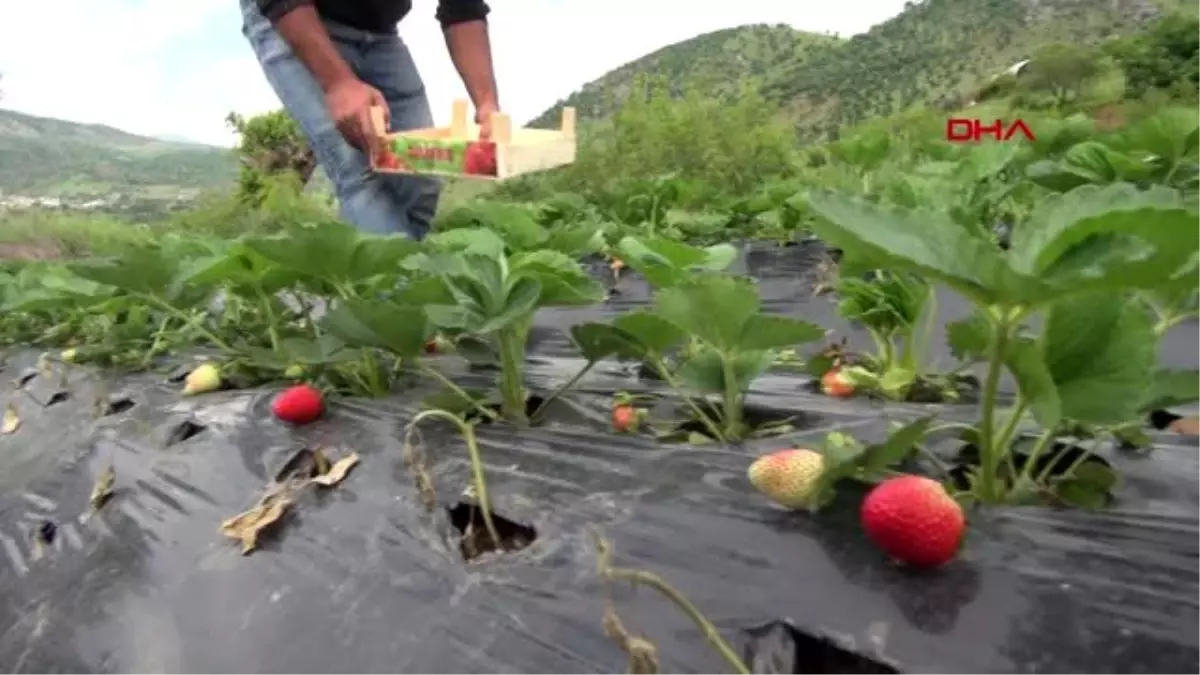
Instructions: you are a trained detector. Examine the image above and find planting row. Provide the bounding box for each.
[0,112,1195,673]
[0,108,1195,574]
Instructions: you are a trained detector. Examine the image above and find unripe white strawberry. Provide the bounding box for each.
[747,449,825,510]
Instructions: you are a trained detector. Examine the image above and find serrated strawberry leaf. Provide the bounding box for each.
[1041,293,1156,425]
[1141,369,1200,412]
[803,189,1027,306]
[858,417,934,479]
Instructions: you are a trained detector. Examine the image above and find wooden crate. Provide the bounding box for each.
[369,99,576,180]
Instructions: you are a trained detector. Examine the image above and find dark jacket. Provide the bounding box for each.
[256,0,489,32]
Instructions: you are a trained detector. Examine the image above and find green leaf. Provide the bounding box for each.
[614,236,737,288]
[859,417,933,476]
[425,227,508,257]
[569,323,637,362]
[676,348,774,393]
[319,300,429,357]
[475,277,540,334]
[243,221,419,285]
[811,431,869,507]
[182,246,304,295]
[1026,141,1149,192]
[1009,184,1199,295]
[803,352,837,378]
[395,276,457,305]
[1041,294,1156,425]
[1142,369,1200,411]
[654,276,761,351]
[69,247,180,297]
[542,225,606,257]
[243,335,355,368]
[422,388,489,415]
[835,271,929,336]
[612,312,688,355]
[738,315,825,351]
[946,312,991,362]
[1113,107,1199,170]
[803,189,1020,305]
[1053,462,1118,510]
[878,367,916,399]
[511,250,605,307]
[1005,337,1062,429]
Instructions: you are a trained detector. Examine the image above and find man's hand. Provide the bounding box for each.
[326,78,389,158]
[274,6,387,158]
[444,19,499,141]
[475,101,499,140]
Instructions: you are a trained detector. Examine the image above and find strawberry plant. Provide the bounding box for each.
[610,235,738,288]
[577,274,825,442]
[390,227,611,424]
[1027,107,1199,200]
[805,181,1198,505]
[813,269,973,402]
[0,221,429,397]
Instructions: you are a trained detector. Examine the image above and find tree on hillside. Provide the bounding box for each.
[1105,13,1199,98]
[1018,43,1103,106]
[225,110,315,205]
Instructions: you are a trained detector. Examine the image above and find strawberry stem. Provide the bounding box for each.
[591,529,750,675]
[404,409,501,551]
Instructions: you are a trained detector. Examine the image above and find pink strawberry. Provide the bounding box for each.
[747,449,825,510]
[271,385,324,425]
[860,475,965,568]
[821,366,855,398]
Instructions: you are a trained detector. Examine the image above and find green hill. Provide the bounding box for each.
[0,108,237,197]
[528,24,841,128]
[531,0,1181,137]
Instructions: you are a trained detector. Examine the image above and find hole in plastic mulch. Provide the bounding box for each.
[742,620,902,674]
[447,501,537,562]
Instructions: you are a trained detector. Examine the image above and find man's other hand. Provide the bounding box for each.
[475,101,499,140]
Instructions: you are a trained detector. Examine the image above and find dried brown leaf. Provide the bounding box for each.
[311,452,360,487]
[1,403,19,434]
[220,491,291,555]
[30,535,46,562]
[90,464,115,511]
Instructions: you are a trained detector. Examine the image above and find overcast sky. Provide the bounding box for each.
[0,1,910,147]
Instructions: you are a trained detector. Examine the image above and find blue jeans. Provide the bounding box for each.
[240,0,440,239]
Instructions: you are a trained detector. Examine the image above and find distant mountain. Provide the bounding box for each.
[532,0,1178,138]
[0,108,236,197]
[153,133,217,147]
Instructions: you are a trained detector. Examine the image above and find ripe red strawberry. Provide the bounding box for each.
[424,339,439,354]
[860,475,965,568]
[611,404,638,432]
[747,449,825,510]
[464,141,497,176]
[821,366,855,398]
[376,148,402,171]
[271,385,324,425]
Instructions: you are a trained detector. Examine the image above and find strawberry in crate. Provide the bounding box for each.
[463,141,497,176]
[374,145,407,171]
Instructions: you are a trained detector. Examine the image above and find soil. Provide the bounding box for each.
[0,241,63,260]
[449,502,537,561]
